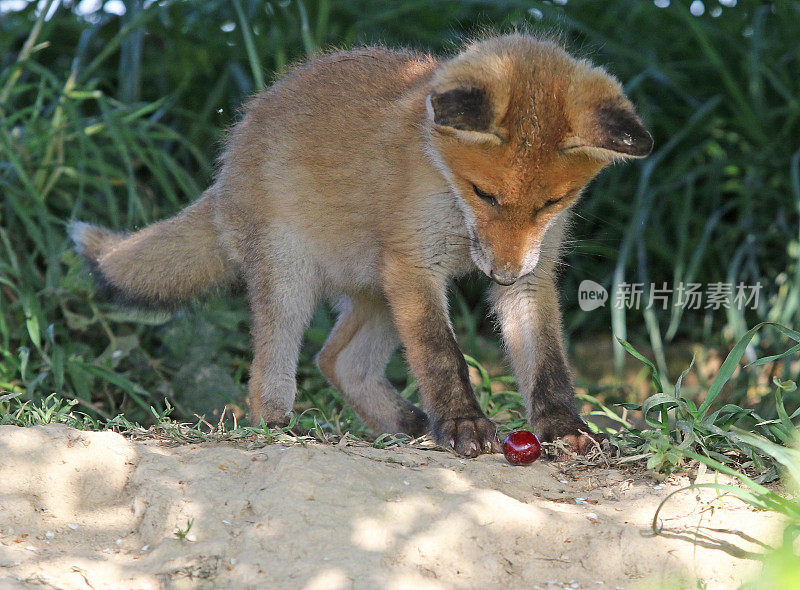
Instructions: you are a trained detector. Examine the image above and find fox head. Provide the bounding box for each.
[425,35,652,285]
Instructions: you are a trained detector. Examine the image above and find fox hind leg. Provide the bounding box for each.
[246,258,317,428]
[317,296,428,437]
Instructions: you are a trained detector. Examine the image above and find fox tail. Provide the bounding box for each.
[70,192,235,308]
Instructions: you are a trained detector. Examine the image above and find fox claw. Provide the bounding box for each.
[434,416,501,457]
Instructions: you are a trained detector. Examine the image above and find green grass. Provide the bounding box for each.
[612,322,800,481]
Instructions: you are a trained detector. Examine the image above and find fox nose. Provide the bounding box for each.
[490,269,519,286]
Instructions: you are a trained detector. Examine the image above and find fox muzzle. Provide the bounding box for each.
[489,268,519,286]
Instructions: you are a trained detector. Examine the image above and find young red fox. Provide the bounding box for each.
[72,35,652,457]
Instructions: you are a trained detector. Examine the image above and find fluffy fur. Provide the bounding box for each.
[72,35,651,456]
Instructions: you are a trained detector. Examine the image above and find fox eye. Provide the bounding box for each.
[544,189,577,208]
[472,184,499,208]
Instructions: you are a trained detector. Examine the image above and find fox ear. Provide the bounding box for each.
[427,86,502,144]
[429,86,492,131]
[563,104,653,159]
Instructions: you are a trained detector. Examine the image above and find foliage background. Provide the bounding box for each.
[1,0,799,431]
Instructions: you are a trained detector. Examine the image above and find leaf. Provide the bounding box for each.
[773,377,797,393]
[25,312,40,349]
[699,323,800,417]
[616,337,664,393]
[641,393,680,431]
[71,362,153,414]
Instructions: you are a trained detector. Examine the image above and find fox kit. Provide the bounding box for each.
[72,35,652,457]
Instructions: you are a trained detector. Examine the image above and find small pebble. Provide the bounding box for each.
[222,520,232,525]
[44,531,54,539]
[586,512,599,523]
[67,524,78,530]
[185,534,197,542]
[115,539,122,545]
[141,545,150,552]
[25,546,37,552]
[574,497,588,505]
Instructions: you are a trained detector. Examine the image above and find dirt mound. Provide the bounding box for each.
[0,424,781,589]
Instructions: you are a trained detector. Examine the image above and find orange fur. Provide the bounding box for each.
[72,35,651,456]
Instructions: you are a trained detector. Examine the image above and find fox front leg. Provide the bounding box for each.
[490,274,600,455]
[382,256,501,457]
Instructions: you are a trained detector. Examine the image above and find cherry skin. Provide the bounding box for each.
[502,430,542,465]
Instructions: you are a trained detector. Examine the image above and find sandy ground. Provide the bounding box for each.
[0,424,784,590]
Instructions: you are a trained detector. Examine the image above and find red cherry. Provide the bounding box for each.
[502,430,542,465]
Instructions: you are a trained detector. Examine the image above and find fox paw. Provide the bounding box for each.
[533,409,606,458]
[433,416,502,457]
[558,432,606,456]
[396,405,430,438]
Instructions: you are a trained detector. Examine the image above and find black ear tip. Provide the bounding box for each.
[606,127,653,156]
[630,129,654,157]
[597,105,653,157]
